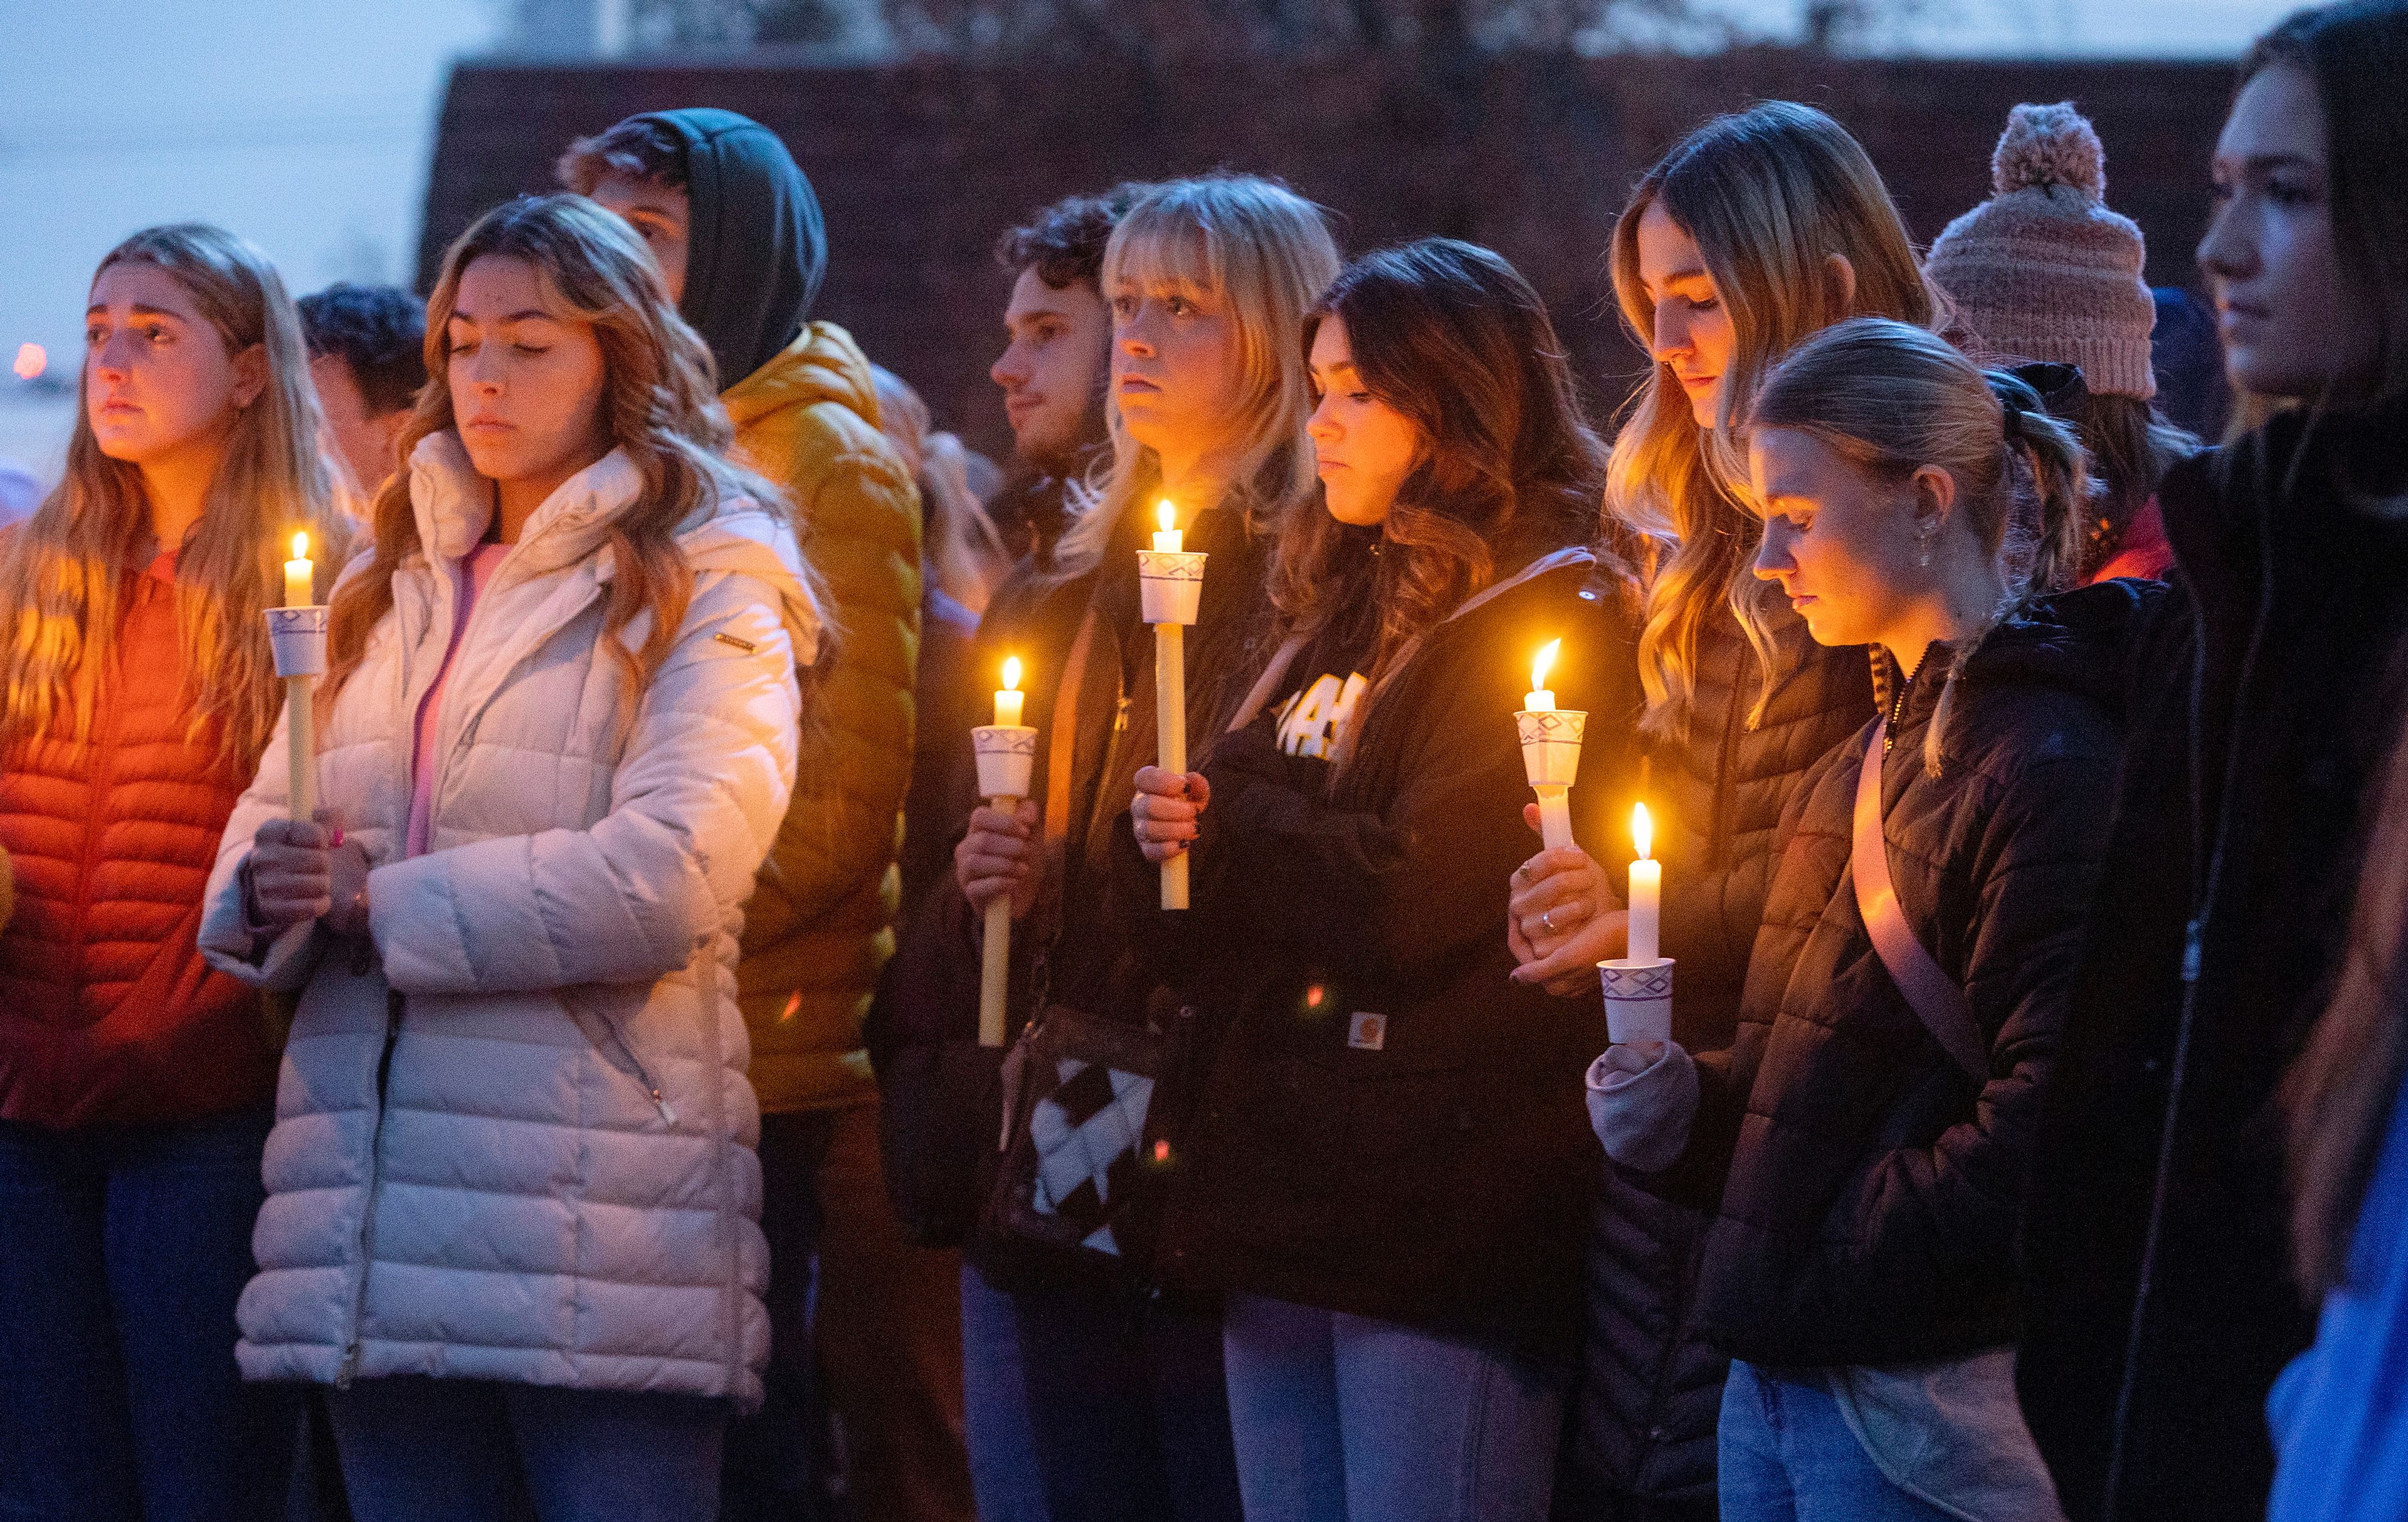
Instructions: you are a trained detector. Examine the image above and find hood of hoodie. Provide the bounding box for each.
[1877,577,2165,744]
[635,108,828,395]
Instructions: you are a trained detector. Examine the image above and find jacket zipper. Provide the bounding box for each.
[336,996,403,1387]
[599,1016,678,1124]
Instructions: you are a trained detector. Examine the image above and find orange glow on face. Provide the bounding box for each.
[1633,802,1653,861]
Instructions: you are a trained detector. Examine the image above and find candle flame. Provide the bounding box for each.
[1633,802,1653,861]
[1001,655,1022,693]
[1158,499,1176,536]
[1531,638,1560,694]
[290,531,309,561]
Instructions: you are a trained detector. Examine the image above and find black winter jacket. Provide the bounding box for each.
[1662,584,2142,1365]
[1564,603,1872,1508]
[2017,400,2408,1522]
[1129,548,1642,1356]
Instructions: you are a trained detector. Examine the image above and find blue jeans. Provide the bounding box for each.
[1220,1294,1562,1522]
[0,1107,293,1522]
[1011,1278,1242,1522]
[1718,1361,1956,1522]
[962,1261,1051,1522]
[325,1376,726,1521]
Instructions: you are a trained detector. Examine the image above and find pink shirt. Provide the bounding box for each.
[406,543,508,859]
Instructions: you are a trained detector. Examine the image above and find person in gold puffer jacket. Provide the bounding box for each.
[566,110,974,1522]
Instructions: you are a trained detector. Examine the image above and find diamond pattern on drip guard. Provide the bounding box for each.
[1028,1059,1156,1257]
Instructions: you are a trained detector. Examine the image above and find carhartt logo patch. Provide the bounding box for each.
[1348,1012,1387,1051]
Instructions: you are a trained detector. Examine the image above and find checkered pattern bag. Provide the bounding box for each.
[986,1005,1173,1269]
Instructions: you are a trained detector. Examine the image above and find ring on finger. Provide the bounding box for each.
[1541,907,1558,934]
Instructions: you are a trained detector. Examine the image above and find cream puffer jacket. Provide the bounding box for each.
[199,432,816,1410]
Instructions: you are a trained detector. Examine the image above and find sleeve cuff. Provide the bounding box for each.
[1586,1040,1700,1174]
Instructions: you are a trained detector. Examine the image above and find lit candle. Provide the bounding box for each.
[1153,499,1182,553]
[1138,500,1207,909]
[284,531,314,608]
[1629,803,1662,963]
[1526,638,1558,712]
[994,655,1025,729]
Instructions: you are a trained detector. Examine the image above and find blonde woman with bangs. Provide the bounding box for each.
[951,172,1338,1522]
[1504,103,1937,1516]
[197,195,821,1521]
[0,223,337,1521]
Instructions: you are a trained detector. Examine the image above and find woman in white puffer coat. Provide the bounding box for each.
[198,194,822,1522]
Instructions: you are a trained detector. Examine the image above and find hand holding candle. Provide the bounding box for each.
[1138,500,1207,910]
[1516,638,1585,852]
[971,657,1038,1047]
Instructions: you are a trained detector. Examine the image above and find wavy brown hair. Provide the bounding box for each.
[327,195,796,706]
[1276,238,1624,723]
[0,225,341,769]
[1605,102,1937,739]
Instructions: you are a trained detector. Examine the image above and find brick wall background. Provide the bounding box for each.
[422,51,2235,460]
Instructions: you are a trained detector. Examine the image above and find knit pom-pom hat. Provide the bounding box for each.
[1926,102,2157,398]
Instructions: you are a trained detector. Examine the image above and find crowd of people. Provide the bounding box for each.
[0,1,2403,1519]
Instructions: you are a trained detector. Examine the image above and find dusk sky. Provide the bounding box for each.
[0,0,2298,478]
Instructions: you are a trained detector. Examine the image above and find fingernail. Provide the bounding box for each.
[329,828,345,847]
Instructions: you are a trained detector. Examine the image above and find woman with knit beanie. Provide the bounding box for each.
[1925,101,2202,583]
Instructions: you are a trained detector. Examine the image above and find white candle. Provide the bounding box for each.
[1629,803,1662,963]
[1153,499,1182,553]
[994,655,1025,729]
[1526,637,1558,712]
[284,531,314,608]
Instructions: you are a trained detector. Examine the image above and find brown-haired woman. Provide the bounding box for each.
[0,223,340,1520]
[198,194,821,1521]
[2016,3,2408,1518]
[1124,237,1641,1520]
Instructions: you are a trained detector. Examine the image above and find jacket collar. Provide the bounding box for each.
[406,430,647,579]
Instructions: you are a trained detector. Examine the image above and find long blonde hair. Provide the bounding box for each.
[329,195,806,703]
[1753,319,2089,775]
[1606,102,1936,737]
[0,225,339,768]
[1052,174,1341,580]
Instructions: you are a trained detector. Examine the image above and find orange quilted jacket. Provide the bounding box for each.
[0,552,274,1128]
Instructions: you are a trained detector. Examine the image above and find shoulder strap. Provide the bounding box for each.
[1851,719,1990,1084]
[1043,600,1104,856]
[1226,632,1312,736]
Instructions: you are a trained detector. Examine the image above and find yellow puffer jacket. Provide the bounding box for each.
[726,322,922,1113]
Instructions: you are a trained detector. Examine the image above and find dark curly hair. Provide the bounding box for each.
[297,283,428,416]
[993,183,1151,292]
[555,117,688,196]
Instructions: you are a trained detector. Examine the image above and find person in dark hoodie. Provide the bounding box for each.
[1574,318,2135,1521]
[1122,238,1640,1521]
[559,113,959,1522]
[2014,6,2408,1519]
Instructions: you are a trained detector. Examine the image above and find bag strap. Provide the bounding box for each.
[1851,719,1990,1084]
[1227,633,1312,736]
[1043,601,1103,856]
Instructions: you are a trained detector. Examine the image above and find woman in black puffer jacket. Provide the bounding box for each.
[1558,320,2141,1521]
[1507,103,1921,1515]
